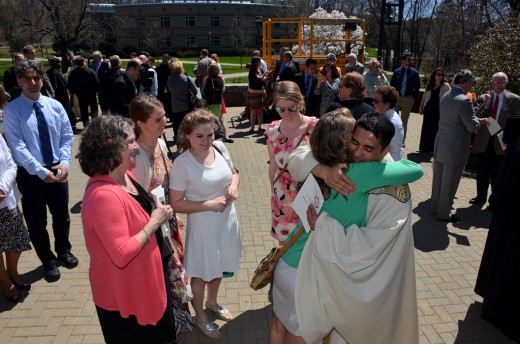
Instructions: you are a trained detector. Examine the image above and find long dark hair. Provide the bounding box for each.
[426,68,447,91]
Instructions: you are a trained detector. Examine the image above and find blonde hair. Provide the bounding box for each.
[170,58,184,77]
[0,85,8,108]
[273,81,306,114]
[178,109,216,152]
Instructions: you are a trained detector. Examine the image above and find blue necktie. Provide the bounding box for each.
[33,102,54,166]
[305,75,311,97]
[401,70,408,96]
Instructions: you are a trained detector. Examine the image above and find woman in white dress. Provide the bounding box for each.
[169,109,241,339]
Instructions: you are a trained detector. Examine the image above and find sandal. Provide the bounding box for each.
[195,317,221,339]
[205,302,233,321]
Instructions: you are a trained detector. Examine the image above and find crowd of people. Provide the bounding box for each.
[0,44,519,343]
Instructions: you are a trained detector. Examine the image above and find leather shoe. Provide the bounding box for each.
[437,215,461,223]
[58,252,79,269]
[469,197,486,204]
[44,261,61,282]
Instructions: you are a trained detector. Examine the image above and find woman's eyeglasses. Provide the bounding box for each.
[275,105,299,113]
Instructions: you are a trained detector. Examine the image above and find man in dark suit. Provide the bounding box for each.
[3,53,25,100]
[294,58,320,117]
[92,51,110,113]
[156,53,172,120]
[277,51,298,83]
[109,58,141,117]
[430,70,486,222]
[471,72,520,209]
[272,47,289,81]
[46,57,76,129]
[67,56,100,127]
[61,51,74,74]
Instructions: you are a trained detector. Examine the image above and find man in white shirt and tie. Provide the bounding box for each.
[3,60,77,282]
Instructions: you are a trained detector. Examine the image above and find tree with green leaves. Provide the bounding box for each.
[470,17,520,96]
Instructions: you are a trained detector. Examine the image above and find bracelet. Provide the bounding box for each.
[142,228,151,241]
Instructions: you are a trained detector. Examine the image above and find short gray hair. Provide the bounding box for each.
[453,69,474,85]
[109,55,121,69]
[92,51,102,58]
[368,58,379,66]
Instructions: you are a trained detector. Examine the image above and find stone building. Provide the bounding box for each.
[111,0,289,55]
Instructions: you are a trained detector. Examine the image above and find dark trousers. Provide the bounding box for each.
[16,167,71,266]
[171,110,190,141]
[476,139,504,205]
[56,94,76,128]
[77,94,98,125]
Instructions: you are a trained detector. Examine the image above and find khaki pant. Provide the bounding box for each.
[395,95,415,140]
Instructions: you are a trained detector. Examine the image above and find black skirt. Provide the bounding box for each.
[96,255,175,344]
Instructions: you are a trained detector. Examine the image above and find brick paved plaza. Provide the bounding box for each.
[0,107,515,343]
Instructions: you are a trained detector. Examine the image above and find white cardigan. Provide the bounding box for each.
[419,82,450,114]
[0,135,22,210]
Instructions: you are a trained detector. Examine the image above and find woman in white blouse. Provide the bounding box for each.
[0,135,31,302]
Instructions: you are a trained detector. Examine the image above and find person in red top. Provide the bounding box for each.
[78,115,176,344]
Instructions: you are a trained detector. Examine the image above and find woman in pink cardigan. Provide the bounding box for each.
[78,115,176,344]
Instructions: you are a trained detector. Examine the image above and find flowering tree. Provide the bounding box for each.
[292,7,364,57]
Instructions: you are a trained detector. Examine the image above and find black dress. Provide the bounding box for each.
[96,179,176,344]
[474,116,520,342]
[419,86,441,153]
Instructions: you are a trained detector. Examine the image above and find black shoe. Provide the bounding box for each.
[12,281,31,291]
[486,204,494,212]
[437,215,461,223]
[58,252,79,269]
[469,197,486,204]
[223,137,234,143]
[44,261,61,282]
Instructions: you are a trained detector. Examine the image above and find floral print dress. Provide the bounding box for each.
[146,147,194,335]
[265,117,318,241]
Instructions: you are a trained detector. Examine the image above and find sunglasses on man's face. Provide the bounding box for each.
[275,105,299,113]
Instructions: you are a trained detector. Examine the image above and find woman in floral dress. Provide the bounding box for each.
[265,81,318,244]
[129,96,193,338]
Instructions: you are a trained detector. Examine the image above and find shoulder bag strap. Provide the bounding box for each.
[212,143,238,173]
[272,120,312,185]
[272,225,305,261]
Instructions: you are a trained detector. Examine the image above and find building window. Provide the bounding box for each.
[163,37,172,48]
[137,38,147,49]
[185,16,195,27]
[160,16,170,28]
[186,36,197,47]
[210,36,221,47]
[210,16,220,27]
[137,18,146,28]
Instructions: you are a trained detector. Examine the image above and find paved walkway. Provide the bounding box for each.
[0,108,514,343]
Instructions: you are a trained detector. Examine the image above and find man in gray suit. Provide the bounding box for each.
[430,70,486,222]
[470,72,520,210]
